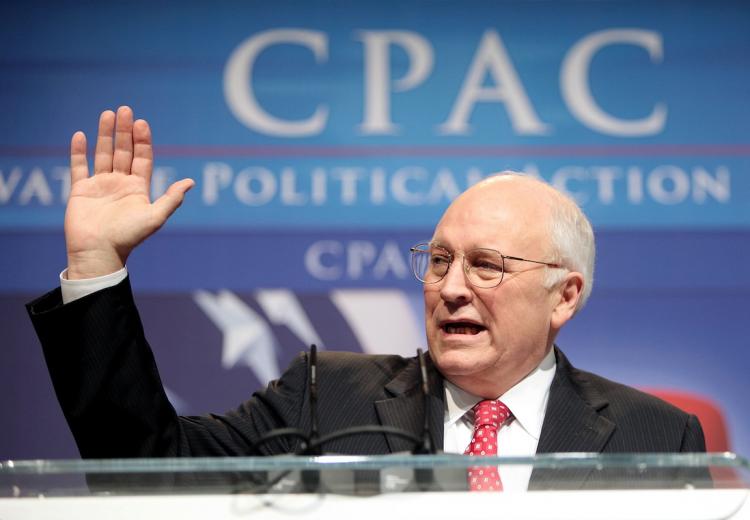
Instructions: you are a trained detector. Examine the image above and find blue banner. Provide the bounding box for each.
[2,1,749,229]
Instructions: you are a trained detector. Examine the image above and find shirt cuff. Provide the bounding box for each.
[60,267,128,304]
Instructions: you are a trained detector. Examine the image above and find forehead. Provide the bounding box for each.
[432,179,552,252]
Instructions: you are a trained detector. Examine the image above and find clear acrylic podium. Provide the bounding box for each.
[1,453,748,519]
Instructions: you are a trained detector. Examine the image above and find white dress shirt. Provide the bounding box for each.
[60,268,556,492]
[60,267,128,304]
[442,348,557,491]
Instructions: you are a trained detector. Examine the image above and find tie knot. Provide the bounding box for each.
[472,399,510,430]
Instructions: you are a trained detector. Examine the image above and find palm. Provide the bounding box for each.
[66,173,155,258]
[65,107,194,279]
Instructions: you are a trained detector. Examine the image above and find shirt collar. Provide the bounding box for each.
[443,348,557,440]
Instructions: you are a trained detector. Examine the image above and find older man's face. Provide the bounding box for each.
[424,180,562,397]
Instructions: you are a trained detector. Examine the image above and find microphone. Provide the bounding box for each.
[244,345,435,493]
[307,343,320,455]
[413,348,437,491]
[301,344,321,493]
[413,348,436,455]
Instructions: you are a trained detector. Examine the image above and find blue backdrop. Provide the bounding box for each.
[1,0,748,459]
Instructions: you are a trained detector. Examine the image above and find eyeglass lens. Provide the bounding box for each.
[411,245,505,288]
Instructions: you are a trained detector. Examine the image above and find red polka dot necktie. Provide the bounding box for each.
[464,399,511,491]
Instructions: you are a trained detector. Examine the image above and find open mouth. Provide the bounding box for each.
[442,322,486,335]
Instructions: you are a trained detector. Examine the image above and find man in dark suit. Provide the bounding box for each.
[27,106,705,491]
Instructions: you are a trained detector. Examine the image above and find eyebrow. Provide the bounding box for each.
[429,241,452,251]
[431,241,500,252]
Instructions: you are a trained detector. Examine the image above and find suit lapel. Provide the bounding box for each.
[372,348,617,488]
[531,348,615,489]
[374,355,444,453]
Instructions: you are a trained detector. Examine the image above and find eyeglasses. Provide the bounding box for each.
[409,242,562,288]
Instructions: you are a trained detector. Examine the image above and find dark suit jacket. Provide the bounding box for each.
[27,276,706,489]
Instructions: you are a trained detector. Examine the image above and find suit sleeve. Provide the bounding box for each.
[680,414,707,452]
[26,276,308,458]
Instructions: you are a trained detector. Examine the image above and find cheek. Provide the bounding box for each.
[481,289,533,331]
[475,291,498,320]
[489,290,551,338]
[423,289,445,340]
[422,287,439,315]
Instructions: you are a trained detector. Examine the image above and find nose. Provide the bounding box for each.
[438,257,473,304]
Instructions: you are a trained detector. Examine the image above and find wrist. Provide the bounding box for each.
[66,250,125,280]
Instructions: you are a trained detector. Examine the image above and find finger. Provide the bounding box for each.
[112,106,134,174]
[131,119,153,184]
[152,178,195,225]
[94,110,115,174]
[70,131,89,185]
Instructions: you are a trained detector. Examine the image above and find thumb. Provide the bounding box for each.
[152,178,195,224]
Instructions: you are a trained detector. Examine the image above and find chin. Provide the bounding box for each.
[429,343,491,377]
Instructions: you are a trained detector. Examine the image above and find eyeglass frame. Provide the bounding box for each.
[409,242,564,288]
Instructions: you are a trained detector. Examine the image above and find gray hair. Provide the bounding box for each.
[487,172,595,311]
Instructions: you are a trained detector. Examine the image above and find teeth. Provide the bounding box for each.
[444,323,483,335]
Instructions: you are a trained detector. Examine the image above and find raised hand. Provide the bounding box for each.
[65,106,194,279]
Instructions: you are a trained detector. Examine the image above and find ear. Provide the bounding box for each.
[550,271,584,330]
